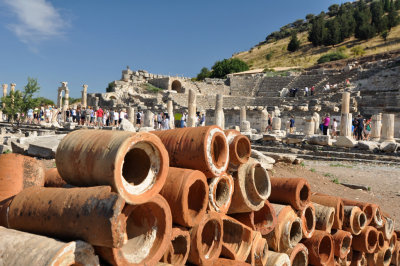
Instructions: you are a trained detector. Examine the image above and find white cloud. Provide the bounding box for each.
[3,0,68,45]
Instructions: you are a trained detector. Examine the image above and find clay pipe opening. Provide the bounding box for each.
[208,173,234,214]
[96,194,172,265]
[161,227,190,266]
[269,177,311,211]
[253,200,277,235]
[159,168,208,227]
[285,243,309,266]
[332,229,353,259]
[210,132,229,169]
[188,212,223,265]
[298,203,315,239]
[392,242,400,266]
[388,232,396,250]
[314,203,335,233]
[230,135,251,166]
[371,204,384,228]
[246,232,268,266]
[246,161,271,203]
[287,218,303,249]
[380,217,394,240]
[302,230,333,266]
[376,231,385,251]
[352,226,378,254]
[221,215,253,261]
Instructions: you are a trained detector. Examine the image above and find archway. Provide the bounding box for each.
[171,80,183,93]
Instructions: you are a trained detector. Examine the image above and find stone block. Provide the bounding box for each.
[118,119,136,132]
[11,141,28,154]
[335,136,357,148]
[357,141,379,151]
[380,141,398,153]
[307,135,331,146]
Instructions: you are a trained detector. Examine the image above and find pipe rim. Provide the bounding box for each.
[301,204,316,238]
[208,173,233,213]
[318,234,333,264]
[296,181,310,209]
[246,162,271,203]
[206,128,229,176]
[196,214,222,263]
[182,171,208,226]
[232,135,251,165]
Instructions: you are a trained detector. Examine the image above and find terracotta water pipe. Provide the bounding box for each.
[0,153,45,202]
[159,167,208,227]
[95,194,172,266]
[44,168,67,187]
[332,229,353,259]
[188,211,223,265]
[388,232,397,250]
[152,126,229,178]
[220,215,253,261]
[208,172,234,214]
[161,227,190,266]
[342,206,367,235]
[265,251,291,266]
[0,197,12,227]
[302,230,334,266]
[209,258,251,265]
[7,186,125,248]
[350,250,367,266]
[391,241,400,266]
[56,130,169,204]
[228,158,271,214]
[352,226,378,253]
[265,204,302,252]
[224,129,251,171]
[375,243,392,266]
[379,216,394,240]
[341,197,383,227]
[311,193,344,229]
[231,200,277,236]
[284,243,309,266]
[269,177,311,211]
[313,203,335,233]
[0,227,99,265]
[297,202,316,239]
[246,231,268,266]
[376,230,386,252]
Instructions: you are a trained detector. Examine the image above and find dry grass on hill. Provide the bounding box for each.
[233,25,400,70]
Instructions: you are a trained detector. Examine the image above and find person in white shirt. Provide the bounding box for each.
[305,87,309,97]
[113,110,119,126]
[119,109,126,124]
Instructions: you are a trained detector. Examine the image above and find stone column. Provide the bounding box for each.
[187,89,197,127]
[336,92,357,147]
[272,117,281,131]
[82,84,88,108]
[215,94,224,129]
[313,112,320,134]
[240,106,246,125]
[94,97,99,108]
[2,84,8,97]
[167,98,175,129]
[304,117,315,136]
[144,110,154,128]
[127,107,135,124]
[57,88,63,109]
[370,113,382,141]
[260,109,268,133]
[380,113,395,142]
[10,83,15,92]
[341,92,350,114]
[339,113,352,136]
[64,88,69,109]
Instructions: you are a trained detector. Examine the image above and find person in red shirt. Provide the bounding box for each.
[311,86,315,96]
[96,107,104,126]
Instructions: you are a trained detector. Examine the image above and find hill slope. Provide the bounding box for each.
[233,24,400,70]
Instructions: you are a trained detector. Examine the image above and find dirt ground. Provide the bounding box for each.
[271,160,400,230]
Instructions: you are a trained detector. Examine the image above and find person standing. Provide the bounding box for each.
[119,109,125,124]
[71,108,77,122]
[289,116,295,133]
[163,113,170,130]
[323,114,330,135]
[113,109,119,126]
[96,107,104,126]
[27,108,34,124]
[200,113,205,126]
[311,86,315,96]
[305,86,309,97]
[365,118,371,140]
[356,114,364,140]
[331,118,338,137]
[267,114,272,132]
[136,111,142,128]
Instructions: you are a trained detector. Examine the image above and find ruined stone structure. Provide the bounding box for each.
[85,55,400,136]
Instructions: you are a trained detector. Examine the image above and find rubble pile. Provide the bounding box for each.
[0,125,398,266]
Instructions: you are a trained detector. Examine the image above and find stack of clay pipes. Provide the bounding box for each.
[0,126,398,266]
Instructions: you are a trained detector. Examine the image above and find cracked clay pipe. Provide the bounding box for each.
[311,192,344,230]
[224,129,251,171]
[152,125,229,178]
[56,130,169,204]
[95,194,172,266]
[208,172,234,214]
[160,227,190,266]
[0,227,99,266]
[228,158,271,214]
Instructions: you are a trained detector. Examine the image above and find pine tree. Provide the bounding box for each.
[287,32,301,52]
[371,1,387,33]
[308,14,326,46]
[324,18,342,45]
[387,7,400,29]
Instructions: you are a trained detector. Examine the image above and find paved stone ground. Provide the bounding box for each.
[272,160,400,230]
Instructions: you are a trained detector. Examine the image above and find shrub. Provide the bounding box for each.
[351,45,366,56]
[265,50,274,61]
[317,51,348,64]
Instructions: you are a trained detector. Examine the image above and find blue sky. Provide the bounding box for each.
[0,0,349,101]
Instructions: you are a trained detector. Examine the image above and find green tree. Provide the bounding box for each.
[387,7,399,29]
[36,97,55,106]
[328,4,340,16]
[106,82,114,92]
[1,78,41,122]
[384,0,391,12]
[196,67,211,80]
[371,1,387,33]
[210,58,249,78]
[305,14,315,21]
[355,2,376,40]
[381,30,389,41]
[324,18,342,45]
[395,0,400,10]
[308,14,327,46]
[287,32,301,52]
